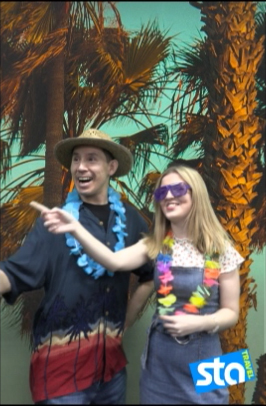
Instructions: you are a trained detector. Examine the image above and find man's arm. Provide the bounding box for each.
[0,270,11,296]
[30,201,149,272]
[124,280,154,330]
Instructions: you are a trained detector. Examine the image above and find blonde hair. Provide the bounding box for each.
[144,165,231,259]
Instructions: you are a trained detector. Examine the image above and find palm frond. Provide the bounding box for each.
[1,167,44,203]
[138,171,161,207]
[169,114,208,158]
[0,186,43,260]
[113,124,169,177]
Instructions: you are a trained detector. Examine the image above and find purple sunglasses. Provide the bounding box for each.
[153,182,191,202]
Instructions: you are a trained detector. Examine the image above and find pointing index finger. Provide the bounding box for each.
[29,201,50,213]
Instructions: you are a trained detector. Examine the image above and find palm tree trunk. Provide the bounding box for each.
[192,2,265,403]
[43,3,67,208]
[43,50,65,208]
[251,353,266,404]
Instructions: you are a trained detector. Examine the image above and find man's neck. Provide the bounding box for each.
[80,193,109,205]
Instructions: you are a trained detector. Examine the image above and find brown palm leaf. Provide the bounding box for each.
[114,124,169,178]
[0,186,43,260]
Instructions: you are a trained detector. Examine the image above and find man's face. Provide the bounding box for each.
[70,146,118,204]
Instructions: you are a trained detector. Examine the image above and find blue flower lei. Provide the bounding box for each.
[62,187,128,279]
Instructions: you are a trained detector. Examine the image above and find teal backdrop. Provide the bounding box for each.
[0,2,265,404]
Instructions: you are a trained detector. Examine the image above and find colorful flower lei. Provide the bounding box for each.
[156,231,220,315]
[62,187,128,279]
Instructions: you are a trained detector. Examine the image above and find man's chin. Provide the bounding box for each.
[75,184,93,193]
[78,190,94,198]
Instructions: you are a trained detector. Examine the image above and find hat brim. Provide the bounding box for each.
[54,138,133,177]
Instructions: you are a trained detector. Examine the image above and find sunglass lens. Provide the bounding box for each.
[154,186,168,201]
[171,183,188,197]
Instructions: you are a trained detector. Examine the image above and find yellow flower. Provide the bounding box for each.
[158,293,177,307]
[189,295,206,308]
[163,236,175,249]
[205,260,220,269]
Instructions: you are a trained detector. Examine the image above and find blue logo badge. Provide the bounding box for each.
[189,349,255,393]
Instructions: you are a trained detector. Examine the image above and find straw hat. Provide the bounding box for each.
[54,128,133,177]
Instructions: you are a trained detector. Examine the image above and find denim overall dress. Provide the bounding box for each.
[140,265,229,405]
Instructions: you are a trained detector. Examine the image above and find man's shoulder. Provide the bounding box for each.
[123,201,149,230]
[123,201,142,218]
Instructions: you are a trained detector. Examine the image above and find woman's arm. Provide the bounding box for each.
[30,201,149,272]
[206,267,240,331]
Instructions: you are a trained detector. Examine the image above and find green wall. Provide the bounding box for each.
[1,2,265,404]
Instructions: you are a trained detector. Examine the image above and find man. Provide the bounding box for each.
[0,128,154,404]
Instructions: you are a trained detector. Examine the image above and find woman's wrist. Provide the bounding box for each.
[207,314,219,334]
[72,221,84,238]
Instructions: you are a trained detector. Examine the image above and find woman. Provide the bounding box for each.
[30,165,244,404]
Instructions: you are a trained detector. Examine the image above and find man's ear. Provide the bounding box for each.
[108,159,119,176]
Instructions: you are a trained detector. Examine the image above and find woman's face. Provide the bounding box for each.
[158,172,192,224]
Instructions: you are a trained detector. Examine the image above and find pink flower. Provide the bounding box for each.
[174,310,186,315]
[159,271,174,283]
[204,278,219,286]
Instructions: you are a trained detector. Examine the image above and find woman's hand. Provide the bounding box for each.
[30,201,79,234]
[159,314,204,337]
